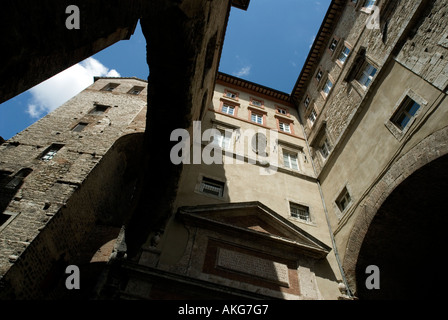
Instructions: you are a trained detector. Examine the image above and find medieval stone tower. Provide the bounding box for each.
[1,0,448,300]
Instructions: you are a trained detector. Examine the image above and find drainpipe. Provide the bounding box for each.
[296,105,353,299]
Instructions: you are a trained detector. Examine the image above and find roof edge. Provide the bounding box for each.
[290,0,346,102]
[93,76,148,83]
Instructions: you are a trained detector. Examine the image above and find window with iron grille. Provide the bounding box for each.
[200,177,225,197]
[290,203,310,222]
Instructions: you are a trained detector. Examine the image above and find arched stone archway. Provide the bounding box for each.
[343,125,448,298]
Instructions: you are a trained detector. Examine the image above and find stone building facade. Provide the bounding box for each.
[1,0,447,300]
[0,78,148,299]
[292,0,448,299]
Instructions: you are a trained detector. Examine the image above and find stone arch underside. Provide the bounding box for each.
[343,125,448,298]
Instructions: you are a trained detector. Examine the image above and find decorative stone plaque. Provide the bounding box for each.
[216,248,290,287]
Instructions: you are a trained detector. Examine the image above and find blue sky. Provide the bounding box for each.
[0,0,331,140]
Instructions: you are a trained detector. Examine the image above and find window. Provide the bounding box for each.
[101,83,119,92]
[89,105,109,115]
[279,122,291,133]
[336,187,352,212]
[338,46,351,65]
[212,130,232,150]
[283,151,299,171]
[277,107,287,115]
[322,79,333,97]
[304,96,311,109]
[308,109,317,126]
[199,177,225,197]
[364,0,376,8]
[329,38,338,52]
[128,86,144,95]
[41,144,63,161]
[5,168,32,190]
[316,70,323,82]
[221,104,235,116]
[251,112,264,125]
[251,98,263,107]
[225,90,238,99]
[391,97,421,130]
[72,122,88,132]
[357,63,377,88]
[320,138,331,159]
[290,203,310,223]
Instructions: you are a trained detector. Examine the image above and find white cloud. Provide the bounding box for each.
[309,35,316,49]
[26,57,120,119]
[233,66,251,78]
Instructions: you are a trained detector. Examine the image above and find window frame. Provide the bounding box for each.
[356,62,378,89]
[40,144,63,162]
[308,108,318,127]
[336,42,353,67]
[384,89,427,141]
[128,86,144,95]
[390,98,421,131]
[335,186,353,215]
[218,98,239,117]
[4,168,32,190]
[221,103,235,116]
[322,77,334,98]
[320,138,332,159]
[101,83,119,92]
[304,95,311,109]
[224,89,239,101]
[248,107,267,127]
[315,68,324,83]
[283,150,300,171]
[279,121,291,134]
[250,97,264,109]
[72,122,88,132]
[289,202,311,223]
[89,104,110,115]
[198,177,226,198]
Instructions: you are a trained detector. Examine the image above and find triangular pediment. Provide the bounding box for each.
[177,201,331,259]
